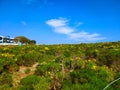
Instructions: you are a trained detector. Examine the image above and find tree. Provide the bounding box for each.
[29,40,36,45]
[14,36,30,44]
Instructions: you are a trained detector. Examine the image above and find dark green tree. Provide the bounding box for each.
[29,40,36,45]
[14,36,30,44]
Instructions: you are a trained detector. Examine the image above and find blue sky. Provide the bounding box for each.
[0,0,120,44]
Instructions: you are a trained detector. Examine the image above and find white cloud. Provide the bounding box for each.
[46,18,105,42]
[69,31,105,41]
[54,27,74,34]
[46,18,67,27]
[46,18,73,35]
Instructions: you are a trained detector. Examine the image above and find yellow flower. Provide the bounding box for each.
[1,53,15,57]
[48,71,51,75]
[88,60,91,62]
[92,65,97,70]
[93,59,96,62]
[3,48,8,51]
[44,47,49,50]
[75,57,80,60]
[59,63,63,66]
[50,76,53,79]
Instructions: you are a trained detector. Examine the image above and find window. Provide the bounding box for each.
[0,37,2,40]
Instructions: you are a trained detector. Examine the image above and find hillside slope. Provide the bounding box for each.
[0,41,120,90]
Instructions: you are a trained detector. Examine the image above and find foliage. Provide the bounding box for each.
[19,75,41,90]
[0,72,12,86]
[0,41,120,89]
[29,40,36,44]
[14,36,36,44]
[14,36,30,44]
[24,68,31,74]
[0,84,10,90]
[34,77,51,90]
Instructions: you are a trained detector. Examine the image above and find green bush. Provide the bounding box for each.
[0,72,12,86]
[0,84,10,90]
[20,75,40,90]
[24,68,31,74]
[0,42,120,89]
[34,77,51,90]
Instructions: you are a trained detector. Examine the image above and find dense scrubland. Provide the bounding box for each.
[0,41,120,90]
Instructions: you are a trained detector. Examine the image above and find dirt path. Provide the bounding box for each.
[12,62,39,87]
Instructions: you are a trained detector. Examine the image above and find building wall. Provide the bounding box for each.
[0,36,4,43]
[0,35,19,45]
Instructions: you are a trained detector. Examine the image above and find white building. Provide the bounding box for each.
[0,35,18,45]
[0,35,5,43]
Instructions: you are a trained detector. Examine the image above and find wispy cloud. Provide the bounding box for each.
[21,21,27,26]
[46,18,67,27]
[75,22,83,27]
[46,18,74,34]
[46,17,105,42]
[69,31,105,41]
[54,27,74,34]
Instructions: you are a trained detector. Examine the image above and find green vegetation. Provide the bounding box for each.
[14,36,36,44]
[0,41,120,90]
[24,68,31,74]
